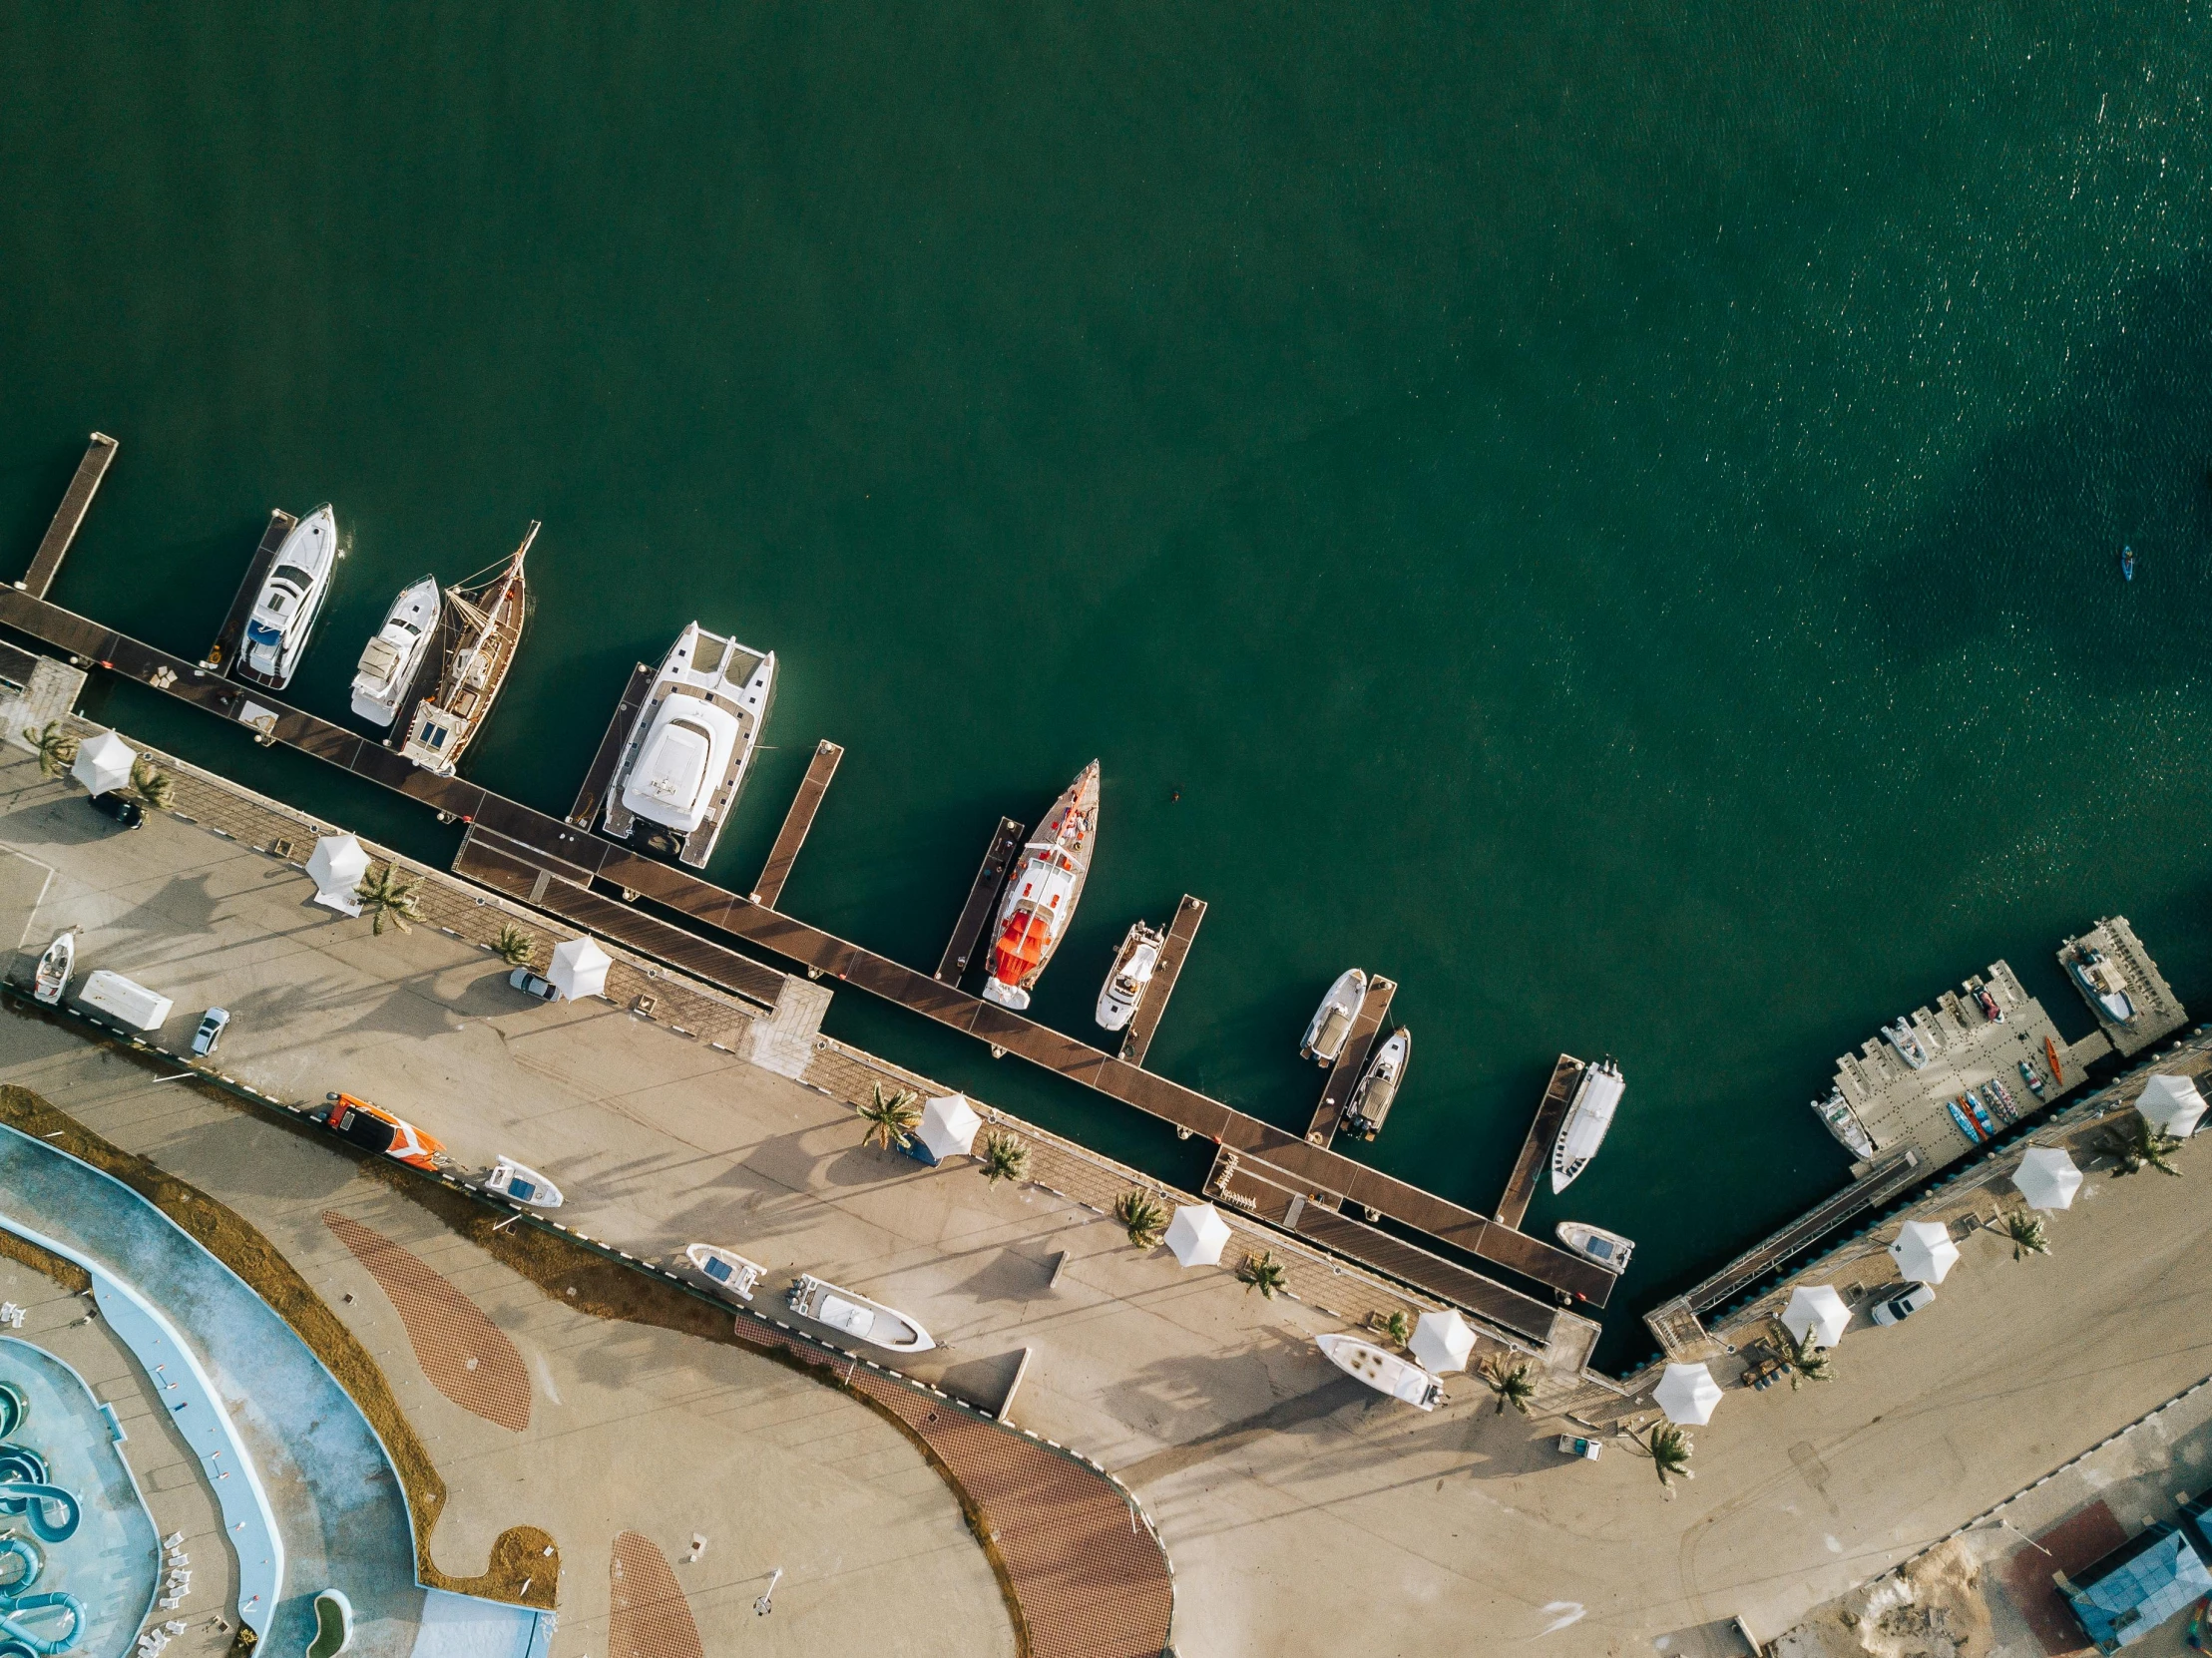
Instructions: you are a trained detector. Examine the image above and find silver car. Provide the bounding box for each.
[1870,1282,1936,1327]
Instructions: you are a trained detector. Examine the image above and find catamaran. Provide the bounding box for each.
[350,576,442,726]
[604,622,777,868]
[1811,1087,1877,1160]
[982,762,1100,1011]
[1300,969,1368,1065]
[788,1274,934,1353]
[1343,1029,1410,1141]
[1097,921,1166,1032]
[398,526,534,775]
[2067,946,2136,1025]
[236,506,338,690]
[1550,1056,1624,1194]
[1314,1334,1444,1411]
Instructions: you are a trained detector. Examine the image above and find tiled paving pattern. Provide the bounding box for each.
[607,1530,703,1658]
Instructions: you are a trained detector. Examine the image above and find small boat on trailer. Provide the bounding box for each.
[1550,1056,1625,1194]
[604,622,777,869]
[787,1274,934,1353]
[31,930,73,1006]
[1096,921,1166,1033]
[236,507,339,690]
[683,1243,766,1303]
[1343,1029,1410,1141]
[350,576,442,726]
[483,1156,563,1210]
[1555,1220,1635,1274]
[1300,969,1367,1065]
[1314,1334,1444,1411]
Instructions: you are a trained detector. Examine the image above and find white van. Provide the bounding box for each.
[76,970,174,1033]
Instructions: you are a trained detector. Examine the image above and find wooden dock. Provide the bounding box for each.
[203,510,295,672]
[1494,1053,1585,1230]
[2060,917,2188,1058]
[1305,976,1395,1145]
[19,434,118,602]
[937,817,1026,985]
[567,661,656,827]
[1117,895,1206,1066]
[751,740,843,907]
[1679,1147,1923,1318]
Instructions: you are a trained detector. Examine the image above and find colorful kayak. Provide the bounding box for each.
[1964,1092,2000,1139]
[1946,1100,1984,1145]
[2045,1036,2066,1084]
[2020,1058,2047,1098]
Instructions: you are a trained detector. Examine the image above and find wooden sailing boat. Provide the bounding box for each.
[397,523,536,775]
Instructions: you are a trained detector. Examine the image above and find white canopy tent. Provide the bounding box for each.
[1408,1310,1475,1375]
[1654,1362,1723,1426]
[71,730,135,797]
[1780,1285,1851,1350]
[1163,1203,1231,1268]
[913,1093,982,1164]
[305,834,370,917]
[1890,1219,1960,1285]
[2012,1146,2083,1212]
[2136,1074,2208,1138]
[546,937,613,1002]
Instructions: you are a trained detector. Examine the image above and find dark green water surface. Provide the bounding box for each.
[7,6,2212,1368]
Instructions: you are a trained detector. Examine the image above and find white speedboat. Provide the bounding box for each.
[1549,1056,1624,1194]
[787,1274,934,1353]
[1343,1029,1411,1141]
[1097,921,1165,1032]
[1300,969,1368,1064]
[349,576,442,726]
[1314,1334,1444,1411]
[483,1156,563,1210]
[1812,1088,1877,1160]
[237,506,338,689]
[2068,947,2136,1025]
[1882,1019,1930,1069]
[1555,1221,1634,1274]
[605,622,777,869]
[982,763,1101,1011]
[684,1243,766,1303]
[31,930,73,1006]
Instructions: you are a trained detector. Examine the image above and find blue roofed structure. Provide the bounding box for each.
[2063,1520,2212,1652]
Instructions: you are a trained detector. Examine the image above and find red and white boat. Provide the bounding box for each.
[982,761,1101,1011]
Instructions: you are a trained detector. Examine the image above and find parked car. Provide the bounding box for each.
[321,1092,447,1171]
[1555,1436,1602,1461]
[88,792,143,829]
[1870,1282,1936,1327]
[508,967,557,1003]
[191,1008,229,1056]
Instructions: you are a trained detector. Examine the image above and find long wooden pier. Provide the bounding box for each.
[937,817,1026,985]
[567,661,655,827]
[1117,895,1206,1066]
[1681,1148,1923,1317]
[1306,976,1395,1145]
[19,434,118,602]
[751,740,843,907]
[1494,1053,1584,1230]
[203,511,295,672]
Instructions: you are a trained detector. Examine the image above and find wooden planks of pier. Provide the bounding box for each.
[19,433,118,602]
[1117,895,1206,1066]
[1680,1148,1923,1318]
[937,817,1026,985]
[751,740,843,908]
[203,510,295,672]
[1306,976,1395,1145]
[567,662,656,827]
[1494,1053,1585,1230]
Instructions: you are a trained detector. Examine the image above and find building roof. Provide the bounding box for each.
[2066,1522,2212,1651]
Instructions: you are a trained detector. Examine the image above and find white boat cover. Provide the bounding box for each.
[816,1295,876,1340]
[916,1093,982,1163]
[1654,1362,1722,1426]
[1558,1067,1624,1163]
[71,730,135,797]
[306,834,370,916]
[2136,1074,2208,1137]
[1889,1219,1960,1285]
[547,937,613,1002]
[1408,1309,1475,1374]
[1780,1285,1851,1350]
[1164,1203,1231,1267]
[2011,1146,2082,1211]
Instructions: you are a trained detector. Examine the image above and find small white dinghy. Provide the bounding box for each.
[1300,969,1368,1064]
[31,930,73,1006]
[1096,921,1166,1032]
[350,576,442,726]
[1315,1333,1445,1411]
[483,1156,563,1209]
[1555,1221,1635,1274]
[787,1274,935,1353]
[684,1243,766,1303]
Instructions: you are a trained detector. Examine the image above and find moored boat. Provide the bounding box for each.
[1314,1334,1444,1411]
[1096,921,1166,1032]
[683,1243,766,1303]
[1556,1220,1634,1274]
[1974,986,2003,1024]
[483,1155,563,1209]
[982,762,1101,1011]
[236,506,338,690]
[1299,969,1368,1065]
[604,622,776,868]
[30,930,73,1007]
[787,1274,934,1353]
[2067,947,2135,1025]
[350,576,442,726]
[1882,1019,1930,1069]
[1811,1088,1876,1160]
[1343,1029,1410,1141]
[1549,1056,1624,1194]
[398,525,535,775]
[2121,544,2135,581]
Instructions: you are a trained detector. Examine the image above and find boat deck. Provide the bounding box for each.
[567,661,656,827]
[203,510,294,672]
[751,740,843,907]
[1117,895,1206,1066]
[20,434,117,602]
[1494,1053,1585,1231]
[1305,977,1396,1146]
[936,817,1027,986]
[2058,917,2187,1058]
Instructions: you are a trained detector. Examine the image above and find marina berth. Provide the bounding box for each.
[1314,1334,1444,1411]
[982,761,1101,1012]
[349,575,441,726]
[604,621,777,869]
[398,525,534,776]
[235,505,337,690]
[1299,969,1368,1064]
[1549,1055,1624,1193]
[1343,1028,1410,1141]
[1096,920,1166,1032]
[787,1274,935,1353]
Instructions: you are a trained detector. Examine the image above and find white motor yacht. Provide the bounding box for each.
[483,1156,563,1210]
[605,622,777,869]
[31,930,73,1006]
[683,1243,766,1303]
[1555,1221,1635,1274]
[787,1274,934,1353]
[237,506,338,689]
[1097,921,1166,1032]
[350,576,442,726]
[1811,1088,1877,1160]
[1343,1029,1411,1141]
[1314,1334,1444,1411]
[1300,969,1369,1064]
[1549,1056,1624,1193]
[2068,947,2137,1025]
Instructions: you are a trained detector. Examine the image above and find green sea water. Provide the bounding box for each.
[6,5,2212,1368]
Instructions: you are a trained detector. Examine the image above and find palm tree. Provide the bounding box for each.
[25,722,76,779]
[1479,1354,1539,1417]
[857,1084,922,1150]
[978,1132,1030,1186]
[354,864,423,937]
[1999,1208,2050,1260]
[1645,1423,1695,1487]
[1784,1329,1834,1391]
[493,924,535,968]
[129,757,175,811]
[1380,1309,1413,1350]
[2107,1112,2183,1178]
[1114,1190,1168,1250]
[1237,1251,1288,1300]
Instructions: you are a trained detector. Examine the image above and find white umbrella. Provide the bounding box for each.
[71,730,135,797]
[1890,1219,1960,1285]
[2012,1146,2082,1212]
[914,1093,981,1164]
[1408,1310,1475,1375]
[2136,1074,2207,1138]
[546,937,613,1002]
[1780,1285,1850,1350]
[306,834,370,916]
[1163,1203,1230,1268]
[1654,1362,1723,1426]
